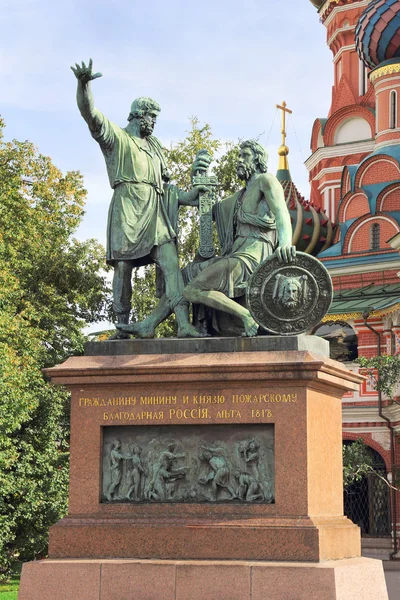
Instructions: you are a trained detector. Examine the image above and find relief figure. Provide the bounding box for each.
[238,437,261,480]
[105,440,125,501]
[126,443,147,501]
[233,471,264,502]
[146,444,189,501]
[198,445,237,501]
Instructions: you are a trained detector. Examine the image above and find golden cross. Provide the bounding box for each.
[276,101,292,147]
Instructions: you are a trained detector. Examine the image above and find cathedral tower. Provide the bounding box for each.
[306,1,376,218]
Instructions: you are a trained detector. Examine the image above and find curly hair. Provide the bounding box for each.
[240,140,268,173]
[128,97,161,121]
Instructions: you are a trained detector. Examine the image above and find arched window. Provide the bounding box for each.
[371,223,380,250]
[313,321,358,362]
[359,59,368,96]
[337,59,342,83]
[343,442,391,536]
[389,91,397,129]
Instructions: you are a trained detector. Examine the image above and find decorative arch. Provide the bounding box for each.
[323,106,375,147]
[342,434,391,473]
[377,184,400,212]
[356,156,400,187]
[340,191,370,222]
[342,437,391,538]
[344,214,399,253]
[334,117,372,144]
[310,118,326,153]
[341,167,352,196]
[312,321,358,362]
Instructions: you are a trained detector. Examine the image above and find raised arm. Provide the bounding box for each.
[260,173,295,263]
[70,59,103,130]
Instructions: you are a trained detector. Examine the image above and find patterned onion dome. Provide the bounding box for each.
[309,0,324,7]
[280,180,336,256]
[356,0,400,69]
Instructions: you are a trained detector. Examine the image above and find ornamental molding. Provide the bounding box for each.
[333,44,356,63]
[375,80,400,94]
[318,180,341,191]
[305,140,375,171]
[328,25,356,48]
[370,63,400,84]
[342,406,388,423]
[323,302,400,322]
[323,0,372,27]
[322,258,400,277]
[376,127,400,138]
[314,166,344,181]
[342,426,393,432]
[375,138,400,150]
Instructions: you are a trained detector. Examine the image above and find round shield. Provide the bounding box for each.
[246,252,333,336]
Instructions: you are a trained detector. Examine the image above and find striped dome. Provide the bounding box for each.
[356,0,400,69]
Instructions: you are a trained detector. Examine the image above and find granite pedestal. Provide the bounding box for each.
[18,335,389,599]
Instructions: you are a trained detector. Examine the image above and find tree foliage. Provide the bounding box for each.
[343,438,400,492]
[343,439,374,488]
[0,116,110,577]
[358,355,400,399]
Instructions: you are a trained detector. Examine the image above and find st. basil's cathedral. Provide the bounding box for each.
[283,0,400,564]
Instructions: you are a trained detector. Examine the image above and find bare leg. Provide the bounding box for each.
[117,294,171,337]
[184,286,258,337]
[183,258,258,337]
[153,242,203,338]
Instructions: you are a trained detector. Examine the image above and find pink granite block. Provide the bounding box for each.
[100,560,176,600]
[176,562,251,600]
[252,563,335,600]
[18,560,101,600]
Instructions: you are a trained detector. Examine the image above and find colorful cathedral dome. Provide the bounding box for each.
[309,0,324,7]
[356,0,400,69]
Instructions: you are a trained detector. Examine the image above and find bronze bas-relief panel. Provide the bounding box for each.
[102,424,274,504]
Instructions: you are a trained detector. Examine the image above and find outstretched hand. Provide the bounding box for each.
[70,59,102,85]
[274,245,296,264]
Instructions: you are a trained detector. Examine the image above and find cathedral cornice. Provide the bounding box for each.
[305,140,375,171]
[370,62,400,84]
[322,0,371,26]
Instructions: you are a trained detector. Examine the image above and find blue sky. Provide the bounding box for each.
[0,0,333,247]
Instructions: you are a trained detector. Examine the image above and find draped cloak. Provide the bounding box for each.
[89,112,179,267]
[184,189,278,298]
[182,188,278,335]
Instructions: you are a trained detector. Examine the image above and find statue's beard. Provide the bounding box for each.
[140,119,154,136]
[282,297,299,308]
[237,163,256,181]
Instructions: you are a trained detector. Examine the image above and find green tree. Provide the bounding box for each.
[343,356,400,493]
[0,117,110,578]
[358,354,400,398]
[343,438,400,492]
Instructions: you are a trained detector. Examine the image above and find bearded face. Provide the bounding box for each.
[281,281,301,307]
[139,110,158,137]
[140,116,155,136]
[236,145,257,181]
[236,162,256,181]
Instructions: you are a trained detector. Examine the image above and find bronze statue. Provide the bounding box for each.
[71,59,210,338]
